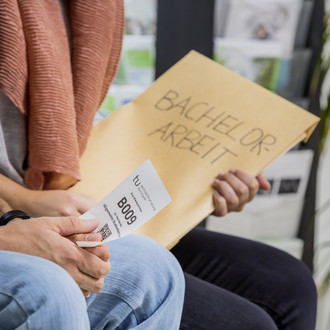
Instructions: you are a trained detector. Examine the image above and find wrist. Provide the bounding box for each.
[0,210,32,226]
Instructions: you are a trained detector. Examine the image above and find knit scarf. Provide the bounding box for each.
[0,0,124,189]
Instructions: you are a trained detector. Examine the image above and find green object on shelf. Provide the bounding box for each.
[99,95,117,115]
[254,57,281,92]
[126,49,154,68]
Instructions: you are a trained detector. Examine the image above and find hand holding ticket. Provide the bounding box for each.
[77,160,171,247]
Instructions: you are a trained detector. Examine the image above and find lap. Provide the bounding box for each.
[181,273,277,330]
[0,234,185,330]
[0,250,89,329]
[172,227,317,330]
[87,234,185,330]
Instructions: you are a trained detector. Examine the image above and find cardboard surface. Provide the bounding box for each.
[70,51,319,248]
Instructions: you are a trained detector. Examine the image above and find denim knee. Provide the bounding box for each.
[0,251,89,329]
[90,234,185,329]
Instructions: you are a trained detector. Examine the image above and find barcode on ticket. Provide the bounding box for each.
[97,223,112,240]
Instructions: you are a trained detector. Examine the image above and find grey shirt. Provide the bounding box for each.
[0,90,27,185]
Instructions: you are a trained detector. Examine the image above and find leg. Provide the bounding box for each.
[181,273,277,330]
[87,234,185,330]
[171,227,317,330]
[0,250,90,330]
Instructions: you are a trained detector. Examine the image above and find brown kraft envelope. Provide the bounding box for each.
[70,51,320,249]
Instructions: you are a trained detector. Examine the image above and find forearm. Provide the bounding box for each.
[0,174,30,211]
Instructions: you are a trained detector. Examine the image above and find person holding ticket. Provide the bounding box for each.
[0,0,317,329]
[0,1,184,329]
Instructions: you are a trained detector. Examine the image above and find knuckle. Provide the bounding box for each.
[95,262,110,277]
[215,208,227,217]
[105,261,111,274]
[227,196,239,208]
[61,207,73,216]
[94,278,104,293]
[107,249,111,259]
[249,180,259,192]
[66,215,80,228]
[101,246,111,260]
[66,249,80,264]
[65,215,75,226]
[237,185,249,197]
[221,173,231,181]
[95,265,104,278]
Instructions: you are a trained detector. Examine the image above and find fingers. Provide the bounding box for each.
[64,246,111,293]
[213,177,240,211]
[212,169,260,216]
[77,247,111,279]
[67,232,110,262]
[82,289,91,298]
[54,217,111,292]
[84,244,111,262]
[212,190,228,217]
[69,265,106,293]
[56,217,99,236]
[67,232,102,244]
[228,169,259,202]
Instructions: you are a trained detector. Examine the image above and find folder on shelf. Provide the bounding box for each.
[70,51,319,249]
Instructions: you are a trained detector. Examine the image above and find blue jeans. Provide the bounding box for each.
[0,234,185,329]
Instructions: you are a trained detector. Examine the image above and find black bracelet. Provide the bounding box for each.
[0,210,32,226]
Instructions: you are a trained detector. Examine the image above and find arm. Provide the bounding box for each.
[0,173,96,217]
[212,169,271,217]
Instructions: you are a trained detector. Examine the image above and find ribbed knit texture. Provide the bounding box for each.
[0,0,124,189]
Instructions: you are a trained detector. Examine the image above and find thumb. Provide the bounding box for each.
[56,216,99,236]
[67,232,102,244]
[256,173,271,191]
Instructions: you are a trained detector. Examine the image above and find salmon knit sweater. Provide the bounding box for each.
[0,0,124,189]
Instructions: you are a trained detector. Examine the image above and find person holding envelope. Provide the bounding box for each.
[0,0,317,329]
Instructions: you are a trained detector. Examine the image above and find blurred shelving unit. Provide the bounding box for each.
[98,0,157,118]
[155,0,324,271]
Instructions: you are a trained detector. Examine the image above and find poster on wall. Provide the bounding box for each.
[224,0,303,56]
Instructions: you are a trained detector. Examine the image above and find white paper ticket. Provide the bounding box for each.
[77,160,171,247]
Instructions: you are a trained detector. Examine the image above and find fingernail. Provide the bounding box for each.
[229,168,236,174]
[213,179,221,186]
[214,190,220,196]
[217,172,224,178]
[86,233,102,241]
